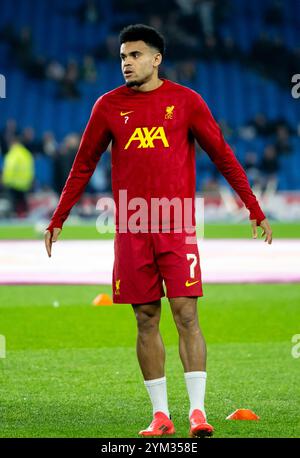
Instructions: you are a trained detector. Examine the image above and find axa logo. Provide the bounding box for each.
[124,127,169,149]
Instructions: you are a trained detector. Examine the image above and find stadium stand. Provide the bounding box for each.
[0,0,299,219]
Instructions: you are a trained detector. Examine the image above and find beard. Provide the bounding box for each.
[125,79,144,88]
[125,72,152,88]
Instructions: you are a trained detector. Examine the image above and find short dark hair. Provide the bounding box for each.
[119,24,165,56]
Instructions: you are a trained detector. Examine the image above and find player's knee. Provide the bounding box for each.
[173,308,198,332]
[133,305,160,334]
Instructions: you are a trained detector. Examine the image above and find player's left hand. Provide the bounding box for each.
[44,227,62,257]
[251,218,273,245]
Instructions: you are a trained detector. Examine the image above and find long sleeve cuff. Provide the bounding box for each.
[248,203,266,225]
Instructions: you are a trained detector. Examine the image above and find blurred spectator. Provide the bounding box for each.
[0,119,19,155]
[57,60,81,99]
[1,137,34,217]
[175,60,197,84]
[27,55,47,79]
[93,34,120,60]
[46,56,84,96]
[175,0,195,15]
[76,0,101,24]
[89,162,111,193]
[21,127,42,155]
[250,33,292,88]
[12,26,34,71]
[46,59,65,82]
[165,11,200,59]
[196,0,216,38]
[42,132,58,157]
[147,15,164,35]
[219,36,242,61]
[202,176,220,194]
[264,0,284,26]
[171,5,200,39]
[273,118,294,135]
[0,23,33,68]
[259,144,279,191]
[81,55,98,82]
[238,124,256,141]
[88,145,111,193]
[244,151,261,188]
[248,113,274,137]
[200,33,220,60]
[54,133,80,193]
[159,62,178,82]
[274,126,293,155]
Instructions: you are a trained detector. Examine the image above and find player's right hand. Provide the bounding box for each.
[44,228,62,257]
[251,218,272,245]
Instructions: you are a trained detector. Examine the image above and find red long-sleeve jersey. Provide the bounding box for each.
[47,79,265,232]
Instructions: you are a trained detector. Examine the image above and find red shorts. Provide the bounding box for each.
[112,230,203,304]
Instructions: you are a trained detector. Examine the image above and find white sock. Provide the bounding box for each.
[184,371,207,418]
[144,376,170,418]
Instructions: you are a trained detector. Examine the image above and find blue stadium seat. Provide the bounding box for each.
[34,155,54,190]
[0,0,299,190]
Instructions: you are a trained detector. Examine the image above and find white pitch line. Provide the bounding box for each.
[0,239,299,285]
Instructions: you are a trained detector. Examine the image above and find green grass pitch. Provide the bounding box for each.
[0,221,300,240]
[1,283,299,438]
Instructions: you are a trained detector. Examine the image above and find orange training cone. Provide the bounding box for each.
[92,293,113,306]
[226,409,260,420]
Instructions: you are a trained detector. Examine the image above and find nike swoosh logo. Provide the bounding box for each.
[185,280,200,287]
[120,111,134,116]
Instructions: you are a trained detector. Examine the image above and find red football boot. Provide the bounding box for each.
[189,409,214,438]
[138,411,175,437]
